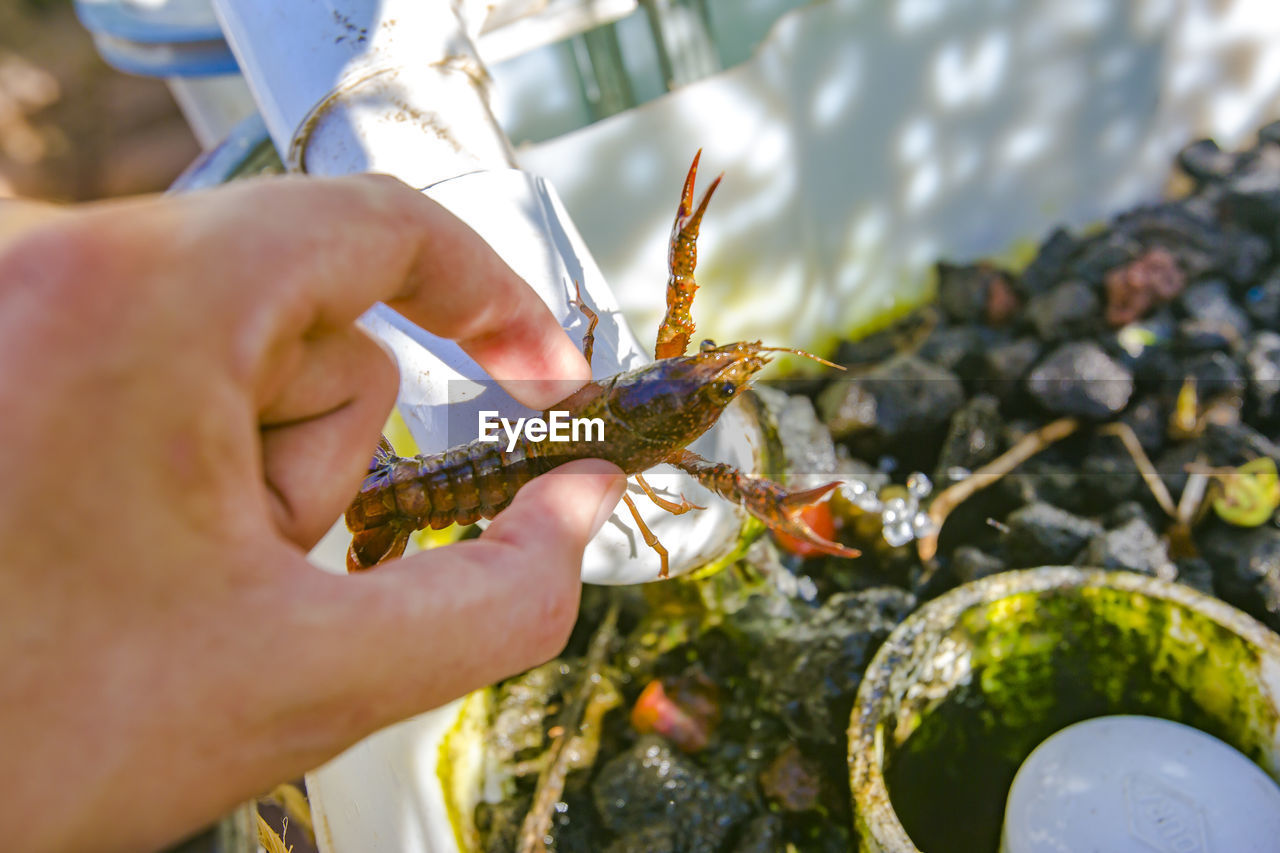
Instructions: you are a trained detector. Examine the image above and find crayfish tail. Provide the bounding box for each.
[347,524,411,572]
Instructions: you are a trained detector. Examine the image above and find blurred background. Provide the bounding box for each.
[0,0,198,200]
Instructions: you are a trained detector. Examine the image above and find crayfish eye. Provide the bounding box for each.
[718,381,737,399]
[700,339,717,352]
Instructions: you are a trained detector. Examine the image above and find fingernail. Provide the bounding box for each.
[589,468,628,538]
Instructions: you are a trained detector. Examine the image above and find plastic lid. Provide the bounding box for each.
[1001,715,1280,853]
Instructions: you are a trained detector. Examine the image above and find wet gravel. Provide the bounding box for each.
[474,123,1280,852]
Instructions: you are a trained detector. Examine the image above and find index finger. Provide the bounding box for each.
[167,174,591,409]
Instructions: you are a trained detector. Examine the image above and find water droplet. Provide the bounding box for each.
[883,520,914,547]
[946,466,972,482]
[907,471,933,498]
[841,479,868,497]
[912,512,938,537]
[855,492,883,513]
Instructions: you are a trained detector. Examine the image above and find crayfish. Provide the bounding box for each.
[345,152,859,577]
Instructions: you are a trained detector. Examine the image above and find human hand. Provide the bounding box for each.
[0,176,626,852]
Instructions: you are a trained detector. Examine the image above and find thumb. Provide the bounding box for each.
[301,459,626,739]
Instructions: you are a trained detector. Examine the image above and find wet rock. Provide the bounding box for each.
[936,394,1004,477]
[817,355,964,460]
[1245,331,1280,419]
[981,337,1042,400]
[997,458,1082,512]
[1178,138,1241,184]
[1078,440,1141,511]
[1019,227,1078,296]
[1259,119,1280,148]
[951,545,1007,584]
[937,262,1012,325]
[1176,556,1216,596]
[1003,502,1103,567]
[1078,517,1176,580]
[592,736,752,853]
[1244,271,1280,327]
[1177,319,1238,353]
[759,742,821,811]
[737,588,915,739]
[1196,523,1280,632]
[1182,351,1246,399]
[1119,396,1167,456]
[919,324,1002,377]
[1026,342,1134,418]
[1219,227,1272,287]
[730,814,786,853]
[1105,500,1155,529]
[604,824,681,853]
[1179,279,1251,342]
[1024,280,1100,342]
[1103,247,1185,326]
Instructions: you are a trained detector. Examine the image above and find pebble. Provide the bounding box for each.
[1003,502,1103,566]
[1078,517,1176,580]
[1026,341,1134,418]
[1024,280,1100,342]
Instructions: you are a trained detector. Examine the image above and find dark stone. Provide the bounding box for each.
[736,588,915,740]
[1068,230,1143,286]
[937,262,1007,324]
[817,355,964,459]
[730,814,786,853]
[918,324,1002,377]
[1179,279,1251,341]
[592,736,752,853]
[1245,331,1280,419]
[1176,319,1238,353]
[997,459,1082,512]
[1079,517,1175,579]
[951,545,1007,584]
[604,824,682,853]
[1026,342,1134,418]
[1105,500,1155,528]
[1177,138,1240,184]
[1196,523,1280,632]
[1077,440,1141,510]
[1019,227,1079,296]
[1181,351,1246,398]
[1003,502,1103,567]
[1219,227,1272,288]
[1244,271,1280,327]
[981,337,1043,399]
[1176,556,1216,596]
[1024,280,1100,342]
[1260,119,1280,148]
[936,394,1004,478]
[1119,396,1167,457]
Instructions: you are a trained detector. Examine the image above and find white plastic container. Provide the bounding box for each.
[1001,716,1280,853]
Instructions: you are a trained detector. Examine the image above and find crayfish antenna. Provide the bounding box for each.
[759,346,846,371]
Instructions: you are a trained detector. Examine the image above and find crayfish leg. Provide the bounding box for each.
[669,450,860,560]
[655,150,723,360]
[569,279,598,367]
[622,491,671,579]
[635,472,703,515]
